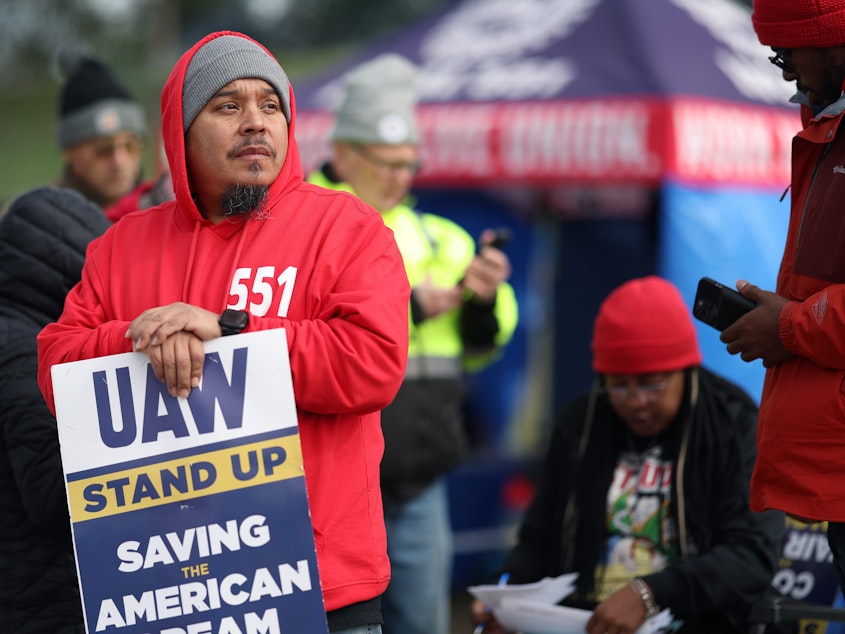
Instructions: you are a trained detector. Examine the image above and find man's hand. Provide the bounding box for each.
[462,229,512,302]
[720,280,796,368]
[586,583,647,634]
[125,302,224,398]
[413,276,463,319]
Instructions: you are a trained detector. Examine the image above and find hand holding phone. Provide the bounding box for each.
[459,228,512,296]
[480,227,511,253]
[693,277,756,331]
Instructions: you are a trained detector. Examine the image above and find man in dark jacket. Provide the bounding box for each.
[54,50,154,215]
[0,186,110,633]
[471,276,785,634]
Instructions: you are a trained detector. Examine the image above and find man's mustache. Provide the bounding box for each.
[227,138,276,159]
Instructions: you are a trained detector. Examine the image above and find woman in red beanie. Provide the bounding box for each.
[722,0,845,601]
[472,277,785,634]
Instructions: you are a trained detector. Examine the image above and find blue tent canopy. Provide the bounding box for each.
[295,0,797,189]
[294,0,799,412]
[294,1,808,588]
[296,0,790,107]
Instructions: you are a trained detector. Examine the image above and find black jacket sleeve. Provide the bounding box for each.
[1,336,72,534]
[459,296,499,351]
[500,399,583,583]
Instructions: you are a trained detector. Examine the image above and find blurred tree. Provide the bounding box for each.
[179,0,448,50]
[0,0,447,202]
[259,0,449,47]
[0,0,447,92]
[0,0,163,91]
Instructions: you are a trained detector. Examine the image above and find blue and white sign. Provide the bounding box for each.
[51,329,328,634]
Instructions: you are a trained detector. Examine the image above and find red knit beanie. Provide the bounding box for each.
[591,276,702,375]
[752,0,845,48]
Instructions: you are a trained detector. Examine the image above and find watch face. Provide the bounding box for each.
[220,309,248,334]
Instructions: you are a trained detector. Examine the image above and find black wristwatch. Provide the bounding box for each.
[219,309,249,336]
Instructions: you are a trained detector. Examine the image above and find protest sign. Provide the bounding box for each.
[51,329,328,634]
[773,519,839,606]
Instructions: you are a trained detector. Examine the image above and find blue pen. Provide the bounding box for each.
[473,573,509,634]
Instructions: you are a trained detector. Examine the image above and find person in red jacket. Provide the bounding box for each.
[723,0,845,595]
[37,31,410,634]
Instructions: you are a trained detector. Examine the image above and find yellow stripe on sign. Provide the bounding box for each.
[67,435,303,522]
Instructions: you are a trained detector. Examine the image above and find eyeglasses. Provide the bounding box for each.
[600,381,668,403]
[768,48,794,74]
[350,144,422,176]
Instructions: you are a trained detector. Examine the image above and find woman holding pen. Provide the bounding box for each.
[469,277,784,634]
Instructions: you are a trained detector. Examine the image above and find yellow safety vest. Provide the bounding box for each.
[308,168,518,377]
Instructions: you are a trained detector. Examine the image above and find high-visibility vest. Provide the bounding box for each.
[308,169,518,376]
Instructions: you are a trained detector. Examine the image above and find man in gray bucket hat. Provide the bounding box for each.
[309,53,519,634]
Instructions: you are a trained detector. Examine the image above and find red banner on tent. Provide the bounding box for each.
[296,97,797,189]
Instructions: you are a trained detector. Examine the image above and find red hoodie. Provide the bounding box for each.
[37,31,409,613]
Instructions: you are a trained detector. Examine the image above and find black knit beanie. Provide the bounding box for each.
[57,52,147,148]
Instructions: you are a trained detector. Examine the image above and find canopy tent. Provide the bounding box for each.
[295,0,799,416]
[295,0,796,189]
[294,0,808,589]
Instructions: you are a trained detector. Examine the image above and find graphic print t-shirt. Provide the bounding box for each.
[594,443,678,602]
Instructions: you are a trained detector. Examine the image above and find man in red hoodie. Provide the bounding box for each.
[37,31,410,634]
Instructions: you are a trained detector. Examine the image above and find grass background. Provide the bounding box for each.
[2,83,68,206]
[0,46,351,208]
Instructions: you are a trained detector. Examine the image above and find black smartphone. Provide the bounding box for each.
[485,228,511,252]
[693,277,756,331]
[459,228,511,287]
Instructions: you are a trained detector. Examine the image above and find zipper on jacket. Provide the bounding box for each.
[797,142,832,251]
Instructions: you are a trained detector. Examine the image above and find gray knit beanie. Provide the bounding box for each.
[182,34,291,132]
[330,54,419,145]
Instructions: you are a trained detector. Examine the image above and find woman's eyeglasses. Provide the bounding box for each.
[600,381,668,403]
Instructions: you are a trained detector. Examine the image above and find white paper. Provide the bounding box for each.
[495,597,674,634]
[467,572,579,609]
[495,598,589,633]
